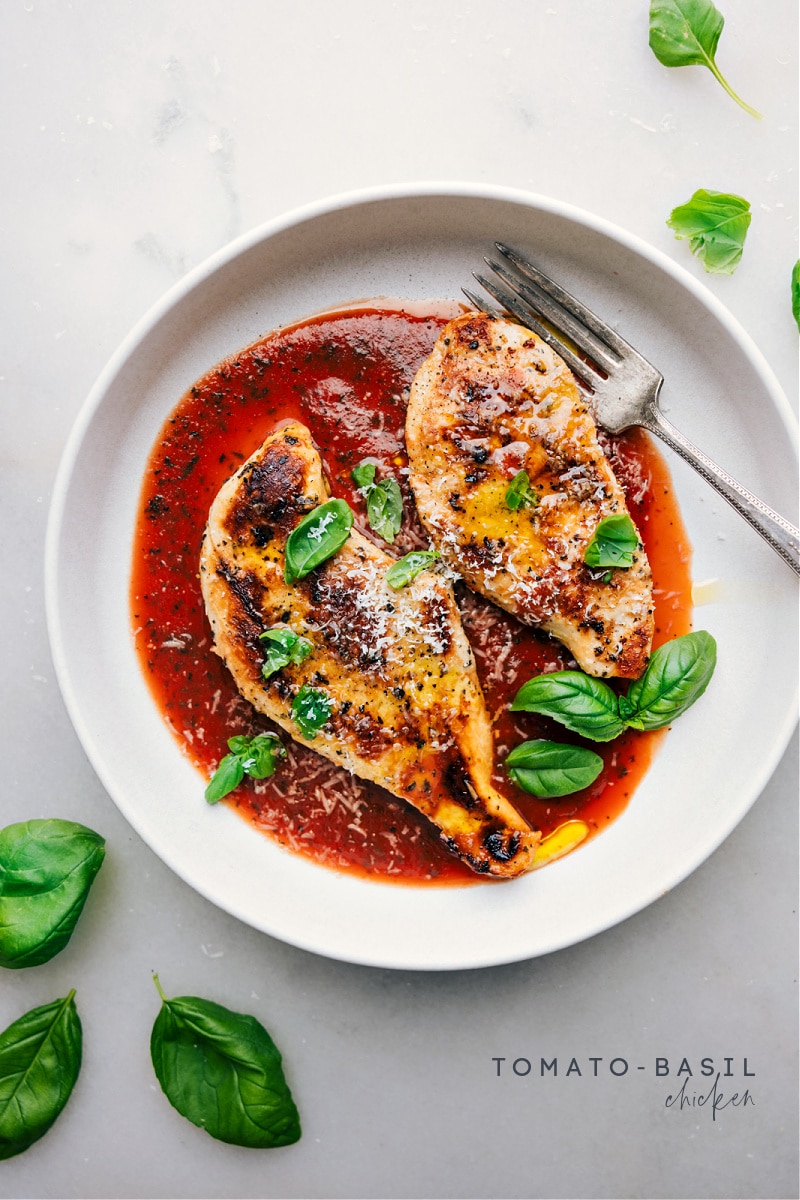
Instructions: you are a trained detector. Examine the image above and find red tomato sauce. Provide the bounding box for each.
[130,305,693,884]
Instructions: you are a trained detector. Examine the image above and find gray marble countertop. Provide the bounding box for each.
[2,3,797,1198]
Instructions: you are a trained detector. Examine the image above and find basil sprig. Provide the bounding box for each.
[352,460,404,543]
[505,740,603,798]
[584,513,639,570]
[511,631,716,741]
[291,685,333,739]
[505,469,537,511]
[260,627,313,679]
[150,976,301,1149]
[511,672,627,742]
[0,992,82,1160]
[667,189,752,275]
[385,550,439,590]
[648,0,761,119]
[792,260,800,333]
[205,733,285,803]
[284,498,353,585]
[0,819,105,969]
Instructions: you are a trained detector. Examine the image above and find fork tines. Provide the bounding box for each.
[467,242,634,391]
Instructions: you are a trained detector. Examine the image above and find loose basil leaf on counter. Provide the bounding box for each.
[505,740,604,798]
[623,630,717,731]
[291,685,333,739]
[667,190,751,275]
[352,460,404,543]
[0,991,82,1160]
[0,819,105,969]
[511,632,717,741]
[150,976,301,1149]
[511,671,626,742]
[584,513,639,570]
[260,627,313,679]
[648,0,761,119]
[505,469,537,511]
[385,550,439,590]
[792,260,800,333]
[284,498,354,585]
[205,733,285,803]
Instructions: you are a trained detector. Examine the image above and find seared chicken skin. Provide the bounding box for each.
[200,420,539,877]
[406,313,654,678]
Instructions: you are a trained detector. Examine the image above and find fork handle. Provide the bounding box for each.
[645,408,800,577]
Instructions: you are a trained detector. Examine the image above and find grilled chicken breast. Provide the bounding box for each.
[200,420,539,877]
[405,312,654,678]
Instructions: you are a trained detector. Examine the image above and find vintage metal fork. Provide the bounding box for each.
[465,243,800,576]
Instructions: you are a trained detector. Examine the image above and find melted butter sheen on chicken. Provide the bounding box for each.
[200,420,539,877]
[405,313,655,678]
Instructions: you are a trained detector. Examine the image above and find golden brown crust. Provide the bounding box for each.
[201,420,540,877]
[405,313,654,678]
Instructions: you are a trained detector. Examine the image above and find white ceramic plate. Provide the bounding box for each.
[46,184,798,971]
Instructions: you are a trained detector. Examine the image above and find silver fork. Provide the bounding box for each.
[465,242,799,576]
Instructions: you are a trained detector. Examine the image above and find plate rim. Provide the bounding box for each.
[44,181,800,971]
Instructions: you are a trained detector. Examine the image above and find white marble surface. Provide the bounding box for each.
[2,2,797,1198]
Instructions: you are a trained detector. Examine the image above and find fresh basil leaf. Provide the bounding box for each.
[385,550,439,590]
[667,189,751,274]
[366,479,404,543]
[624,631,717,731]
[584,513,639,570]
[505,740,603,798]
[227,735,253,756]
[792,260,800,333]
[352,461,404,543]
[205,734,285,804]
[284,498,353,585]
[0,991,82,1160]
[291,685,333,739]
[150,976,300,1149]
[505,469,537,511]
[260,627,313,678]
[648,0,761,118]
[0,819,105,969]
[241,733,286,779]
[205,753,245,804]
[351,460,376,490]
[510,671,625,742]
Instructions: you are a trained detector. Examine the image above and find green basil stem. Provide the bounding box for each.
[705,59,762,120]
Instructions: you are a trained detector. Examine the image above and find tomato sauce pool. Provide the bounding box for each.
[130,304,693,884]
